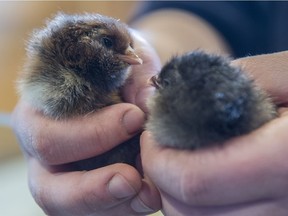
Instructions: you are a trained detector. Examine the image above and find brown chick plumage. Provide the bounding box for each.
[17,12,142,170]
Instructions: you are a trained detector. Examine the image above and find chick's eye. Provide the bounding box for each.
[161,78,170,87]
[101,37,113,48]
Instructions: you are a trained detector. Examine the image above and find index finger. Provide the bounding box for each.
[12,100,145,165]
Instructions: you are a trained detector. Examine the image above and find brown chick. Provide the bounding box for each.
[17,12,143,170]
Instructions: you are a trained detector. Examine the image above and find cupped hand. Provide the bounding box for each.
[11,30,161,215]
[141,51,288,216]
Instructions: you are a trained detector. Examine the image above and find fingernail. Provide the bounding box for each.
[123,108,145,134]
[131,197,154,213]
[108,174,137,199]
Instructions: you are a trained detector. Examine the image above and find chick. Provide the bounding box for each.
[146,51,277,149]
[19,12,142,119]
[18,12,142,170]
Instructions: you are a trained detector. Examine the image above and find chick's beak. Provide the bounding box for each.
[117,46,143,65]
[149,75,160,89]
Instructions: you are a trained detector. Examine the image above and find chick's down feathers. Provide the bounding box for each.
[147,51,277,149]
[18,12,142,170]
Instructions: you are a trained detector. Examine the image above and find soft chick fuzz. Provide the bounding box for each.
[18,12,142,170]
[147,51,277,149]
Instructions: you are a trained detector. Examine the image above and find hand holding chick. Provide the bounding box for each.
[147,51,277,149]
[18,12,143,170]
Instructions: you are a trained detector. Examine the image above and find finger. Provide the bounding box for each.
[122,29,161,113]
[131,176,162,214]
[28,158,159,216]
[141,116,288,206]
[232,51,288,105]
[12,100,145,165]
[160,191,283,216]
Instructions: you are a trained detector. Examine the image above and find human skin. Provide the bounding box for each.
[11,30,161,216]
[12,8,233,216]
[134,10,288,215]
[131,10,231,63]
[13,7,288,215]
[140,51,288,216]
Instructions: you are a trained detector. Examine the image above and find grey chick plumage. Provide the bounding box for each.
[147,51,277,149]
[18,12,142,170]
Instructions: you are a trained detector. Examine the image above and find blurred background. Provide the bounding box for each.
[0,1,161,215]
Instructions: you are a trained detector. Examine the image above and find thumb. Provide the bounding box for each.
[12,100,145,165]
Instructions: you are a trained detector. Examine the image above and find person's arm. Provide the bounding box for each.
[140,51,288,216]
[132,9,231,63]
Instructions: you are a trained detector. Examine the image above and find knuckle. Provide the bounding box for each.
[272,162,288,196]
[180,169,210,205]
[82,190,102,212]
[28,179,54,215]
[30,131,55,165]
[91,125,112,152]
[12,122,35,157]
[79,173,106,212]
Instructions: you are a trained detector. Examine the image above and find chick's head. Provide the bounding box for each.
[27,12,142,92]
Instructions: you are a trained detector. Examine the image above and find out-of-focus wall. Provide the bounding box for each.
[0,1,137,160]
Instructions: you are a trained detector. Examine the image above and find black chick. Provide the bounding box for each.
[18,12,142,170]
[146,51,277,149]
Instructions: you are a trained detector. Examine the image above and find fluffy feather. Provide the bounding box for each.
[18,12,142,170]
[147,51,277,149]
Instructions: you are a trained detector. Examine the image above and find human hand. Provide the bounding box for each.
[122,29,161,113]
[11,30,161,216]
[141,51,288,216]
